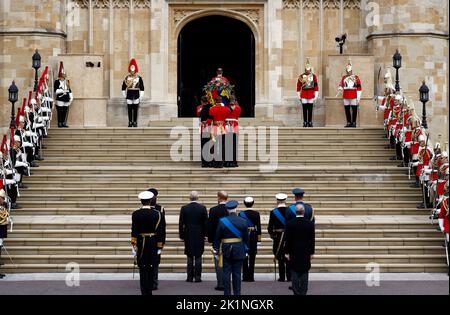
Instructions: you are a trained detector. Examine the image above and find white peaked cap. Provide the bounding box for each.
[244,196,254,203]
[275,193,287,201]
[138,191,154,200]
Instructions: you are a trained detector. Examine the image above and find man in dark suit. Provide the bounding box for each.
[285,204,315,296]
[239,196,261,282]
[148,188,166,290]
[131,191,166,295]
[213,200,249,296]
[208,191,229,290]
[179,191,208,282]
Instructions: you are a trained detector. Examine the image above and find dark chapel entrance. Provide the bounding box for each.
[177,15,256,118]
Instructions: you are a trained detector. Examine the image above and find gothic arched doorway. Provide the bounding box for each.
[177,15,256,118]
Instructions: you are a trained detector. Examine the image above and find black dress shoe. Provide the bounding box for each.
[11,203,21,209]
[0,273,5,279]
[186,278,194,283]
[194,279,202,283]
[277,278,285,282]
[214,287,224,291]
[58,123,63,128]
[152,286,158,291]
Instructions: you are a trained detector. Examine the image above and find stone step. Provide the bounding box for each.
[7,229,439,238]
[5,237,443,247]
[5,254,446,265]
[2,263,446,273]
[17,193,422,201]
[14,207,429,216]
[6,245,444,256]
[14,200,423,208]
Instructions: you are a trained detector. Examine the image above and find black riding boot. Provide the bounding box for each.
[344,106,352,127]
[127,104,133,127]
[351,106,358,127]
[133,105,139,127]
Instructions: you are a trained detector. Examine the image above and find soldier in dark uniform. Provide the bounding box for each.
[147,188,165,290]
[268,193,291,282]
[287,188,315,223]
[239,196,261,282]
[213,200,249,296]
[131,191,166,295]
[208,191,229,290]
[179,191,208,282]
[199,98,214,168]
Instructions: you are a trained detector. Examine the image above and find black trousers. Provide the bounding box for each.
[302,103,313,123]
[187,256,202,281]
[127,104,139,125]
[153,254,160,289]
[56,106,69,125]
[224,133,238,166]
[403,147,410,166]
[201,132,213,166]
[344,106,358,124]
[139,268,154,295]
[243,252,256,281]
[291,270,309,295]
[213,134,226,168]
[278,258,291,282]
[396,142,403,160]
[7,184,18,203]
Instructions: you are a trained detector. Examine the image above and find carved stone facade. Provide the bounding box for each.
[0,0,448,141]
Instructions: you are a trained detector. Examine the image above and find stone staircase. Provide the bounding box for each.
[2,120,447,274]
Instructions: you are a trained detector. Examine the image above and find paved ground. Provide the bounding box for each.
[0,273,448,295]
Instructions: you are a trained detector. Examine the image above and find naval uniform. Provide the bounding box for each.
[287,201,315,223]
[268,206,291,282]
[131,205,166,295]
[238,209,261,282]
[152,203,166,290]
[213,213,249,296]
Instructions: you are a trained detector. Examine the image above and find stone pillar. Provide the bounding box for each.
[0,0,66,130]
[365,0,449,143]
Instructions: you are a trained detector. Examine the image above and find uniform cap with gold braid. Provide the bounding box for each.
[275,193,288,201]
[138,191,153,201]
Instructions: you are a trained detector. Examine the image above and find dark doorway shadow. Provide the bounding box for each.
[177,15,255,118]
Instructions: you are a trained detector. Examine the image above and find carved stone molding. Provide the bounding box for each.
[283,0,300,9]
[173,8,260,27]
[283,0,361,10]
[74,0,150,9]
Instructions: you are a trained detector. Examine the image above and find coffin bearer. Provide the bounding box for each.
[225,97,241,167]
[209,98,231,168]
[179,191,208,282]
[208,191,229,291]
[338,59,362,128]
[268,193,291,282]
[131,191,166,295]
[213,200,249,296]
[297,58,319,127]
[285,203,315,295]
[199,97,214,168]
[239,196,261,282]
[122,58,145,127]
[54,62,73,128]
[147,188,166,290]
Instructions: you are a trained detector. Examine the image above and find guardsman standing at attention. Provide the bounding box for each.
[213,200,249,296]
[54,62,73,128]
[239,196,261,282]
[297,58,319,128]
[209,97,231,168]
[287,188,315,223]
[338,59,362,128]
[131,191,166,295]
[225,97,241,168]
[268,193,291,282]
[122,58,144,127]
[147,188,166,291]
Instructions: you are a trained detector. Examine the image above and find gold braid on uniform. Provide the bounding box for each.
[0,206,9,225]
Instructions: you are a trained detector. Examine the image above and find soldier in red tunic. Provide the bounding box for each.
[225,97,242,168]
[414,135,434,208]
[338,59,362,128]
[209,97,231,168]
[297,58,319,128]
